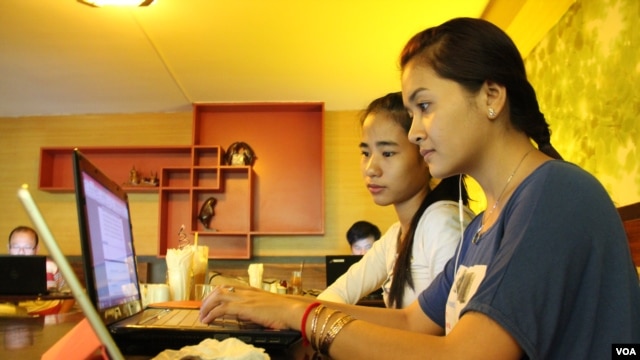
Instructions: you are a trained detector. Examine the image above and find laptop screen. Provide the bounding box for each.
[325,255,363,287]
[325,255,383,298]
[73,150,142,322]
[0,255,47,295]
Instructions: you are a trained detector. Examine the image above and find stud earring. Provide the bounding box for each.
[488,108,496,118]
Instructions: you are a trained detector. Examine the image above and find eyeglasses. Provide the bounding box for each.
[9,245,37,252]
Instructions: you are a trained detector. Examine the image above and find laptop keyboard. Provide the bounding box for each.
[138,309,262,329]
[208,314,263,329]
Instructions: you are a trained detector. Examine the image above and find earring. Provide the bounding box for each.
[488,108,496,118]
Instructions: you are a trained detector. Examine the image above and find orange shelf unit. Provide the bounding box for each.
[38,102,325,259]
[39,146,193,192]
[171,102,325,259]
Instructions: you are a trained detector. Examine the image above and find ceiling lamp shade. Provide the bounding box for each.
[77,0,154,6]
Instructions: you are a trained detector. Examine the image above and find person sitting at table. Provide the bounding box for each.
[346,220,381,255]
[7,225,74,315]
[317,92,474,308]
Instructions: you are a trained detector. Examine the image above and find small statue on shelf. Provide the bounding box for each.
[141,171,159,186]
[125,167,159,187]
[128,166,140,185]
[224,141,256,166]
[198,197,218,230]
[177,224,190,249]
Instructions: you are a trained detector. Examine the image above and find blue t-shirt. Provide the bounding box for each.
[419,160,640,360]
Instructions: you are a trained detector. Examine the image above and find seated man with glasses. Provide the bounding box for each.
[6,226,73,315]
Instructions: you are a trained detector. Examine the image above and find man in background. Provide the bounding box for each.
[7,226,73,315]
[346,221,381,255]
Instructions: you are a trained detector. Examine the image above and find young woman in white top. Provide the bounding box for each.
[317,92,474,308]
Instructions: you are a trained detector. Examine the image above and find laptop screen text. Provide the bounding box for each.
[81,171,140,311]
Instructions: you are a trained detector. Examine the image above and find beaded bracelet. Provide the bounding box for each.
[319,314,355,356]
[301,302,321,347]
[309,304,325,349]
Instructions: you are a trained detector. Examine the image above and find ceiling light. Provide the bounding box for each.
[77,0,154,7]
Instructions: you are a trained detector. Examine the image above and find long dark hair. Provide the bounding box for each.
[361,92,470,308]
[399,17,562,160]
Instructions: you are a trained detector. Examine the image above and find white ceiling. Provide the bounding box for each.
[0,0,574,117]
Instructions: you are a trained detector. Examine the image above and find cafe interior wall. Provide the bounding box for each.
[0,110,400,257]
[2,0,637,258]
[524,0,639,208]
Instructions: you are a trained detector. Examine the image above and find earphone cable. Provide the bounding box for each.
[454,174,464,277]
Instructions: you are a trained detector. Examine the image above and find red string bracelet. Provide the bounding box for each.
[301,302,321,346]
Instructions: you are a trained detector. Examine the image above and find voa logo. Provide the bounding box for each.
[612,344,640,359]
[616,347,636,356]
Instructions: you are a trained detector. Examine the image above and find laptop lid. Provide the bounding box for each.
[325,255,363,287]
[17,185,125,360]
[0,255,47,295]
[68,150,300,354]
[72,149,143,326]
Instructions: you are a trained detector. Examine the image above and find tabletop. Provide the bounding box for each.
[0,310,313,359]
[0,311,85,359]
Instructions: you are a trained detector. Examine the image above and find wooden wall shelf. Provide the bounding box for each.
[39,146,193,193]
[39,102,325,259]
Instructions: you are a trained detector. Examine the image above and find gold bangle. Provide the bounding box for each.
[315,309,337,350]
[319,314,355,356]
[309,305,325,350]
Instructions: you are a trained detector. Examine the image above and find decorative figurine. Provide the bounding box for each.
[177,224,189,249]
[198,197,217,229]
[224,141,256,166]
[141,171,159,186]
[125,167,158,187]
[128,166,140,185]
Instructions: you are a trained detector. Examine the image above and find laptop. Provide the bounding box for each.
[54,149,297,355]
[0,255,47,295]
[325,255,383,298]
[18,185,125,360]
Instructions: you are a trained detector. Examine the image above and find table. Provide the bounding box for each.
[0,311,85,359]
[0,311,312,359]
[0,293,74,303]
[1,292,77,317]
